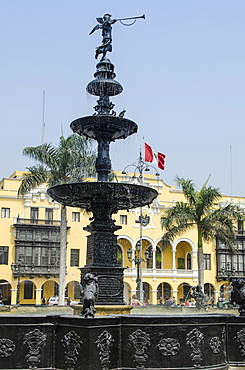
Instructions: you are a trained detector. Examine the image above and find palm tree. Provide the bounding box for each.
[18,134,96,305]
[161,176,243,289]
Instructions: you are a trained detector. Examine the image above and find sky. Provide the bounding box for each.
[1,1,245,196]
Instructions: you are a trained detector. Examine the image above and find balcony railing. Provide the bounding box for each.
[16,218,61,226]
[124,268,197,279]
[12,264,60,277]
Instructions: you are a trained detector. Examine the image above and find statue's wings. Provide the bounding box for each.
[89,24,101,35]
[96,17,104,24]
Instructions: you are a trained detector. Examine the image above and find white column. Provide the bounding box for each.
[151,290,158,305]
[172,248,176,270]
[11,289,18,305]
[35,289,43,305]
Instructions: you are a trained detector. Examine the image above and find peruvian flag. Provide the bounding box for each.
[144,143,165,170]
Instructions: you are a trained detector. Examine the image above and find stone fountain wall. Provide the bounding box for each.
[0,314,245,369]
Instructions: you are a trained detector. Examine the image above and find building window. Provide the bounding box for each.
[70,249,79,266]
[72,212,80,222]
[204,254,211,270]
[120,215,127,225]
[24,281,35,299]
[186,252,192,270]
[177,258,185,269]
[156,246,162,269]
[1,208,10,218]
[30,207,38,223]
[74,281,81,299]
[0,247,8,265]
[117,245,123,266]
[146,246,153,269]
[45,208,53,225]
[238,220,244,234]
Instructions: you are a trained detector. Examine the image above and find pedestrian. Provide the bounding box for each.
[131,294,142,306]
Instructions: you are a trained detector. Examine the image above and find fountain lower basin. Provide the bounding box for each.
[47,182,158,211]
[0,313,244,369]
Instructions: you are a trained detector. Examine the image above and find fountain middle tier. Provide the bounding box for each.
[70,115,137,142]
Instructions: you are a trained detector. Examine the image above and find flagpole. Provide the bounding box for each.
[230,145,233,199]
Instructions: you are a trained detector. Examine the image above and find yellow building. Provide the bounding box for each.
[0,170,244,306]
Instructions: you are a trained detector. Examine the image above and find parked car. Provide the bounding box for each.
[47,296,78,306]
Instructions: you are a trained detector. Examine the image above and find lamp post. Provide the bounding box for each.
[127,241,149,302]
[122,151,159,303]
[219,262,236,300]
[11,257,28,305]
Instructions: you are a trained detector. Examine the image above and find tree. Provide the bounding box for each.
[18,134,96,305]
[161,176,243,289]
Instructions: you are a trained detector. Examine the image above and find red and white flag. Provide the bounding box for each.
[144,143,165,170]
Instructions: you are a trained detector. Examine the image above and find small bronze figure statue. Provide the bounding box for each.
[80,273,99,318]
[231,279,245,316]
[89,13,145,60]
[189,285,209,309]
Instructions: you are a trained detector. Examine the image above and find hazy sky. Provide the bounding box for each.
[1,1,245,196]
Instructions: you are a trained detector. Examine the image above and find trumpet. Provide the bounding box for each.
[116,14,145,22]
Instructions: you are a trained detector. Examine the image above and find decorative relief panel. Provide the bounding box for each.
[95,330,114,370]
[157,337,180,357]
[209,336,222,354]
[186,328,204,368]
[61,330,83,370]
[23,328,47,369]
[128,329,151,369]
[0,338,15,357]
[234,327,245,357]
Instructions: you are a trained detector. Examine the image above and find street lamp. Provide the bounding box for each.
[11,256,28,305]
[122,151,160,183]
[219,262,236,300]
[122,151,159,303]
[127,241,149,302]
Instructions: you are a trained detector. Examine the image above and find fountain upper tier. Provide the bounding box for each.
[86,58,123,97]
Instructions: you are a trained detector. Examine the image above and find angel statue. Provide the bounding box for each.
[89,14,117,60]
[89,13,145,60]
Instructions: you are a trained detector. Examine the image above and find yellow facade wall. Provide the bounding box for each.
[0,170,242,305]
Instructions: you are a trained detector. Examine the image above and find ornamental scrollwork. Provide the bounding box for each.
[128,329,151,369]
[61,330,83,370]
[95,330,114,370]
[234,327,245,357]
[23,328,47,369]
[0,338,15,357]
[186,328,204,367]
[157,337,180,357]
[209,336,222,354]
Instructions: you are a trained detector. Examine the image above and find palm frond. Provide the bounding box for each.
[23,143,57,167]
[175,176,197,205]
[196,186,221,220]
[20,134,97,192]
[161,202,196,231]
[18,166,50,196]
